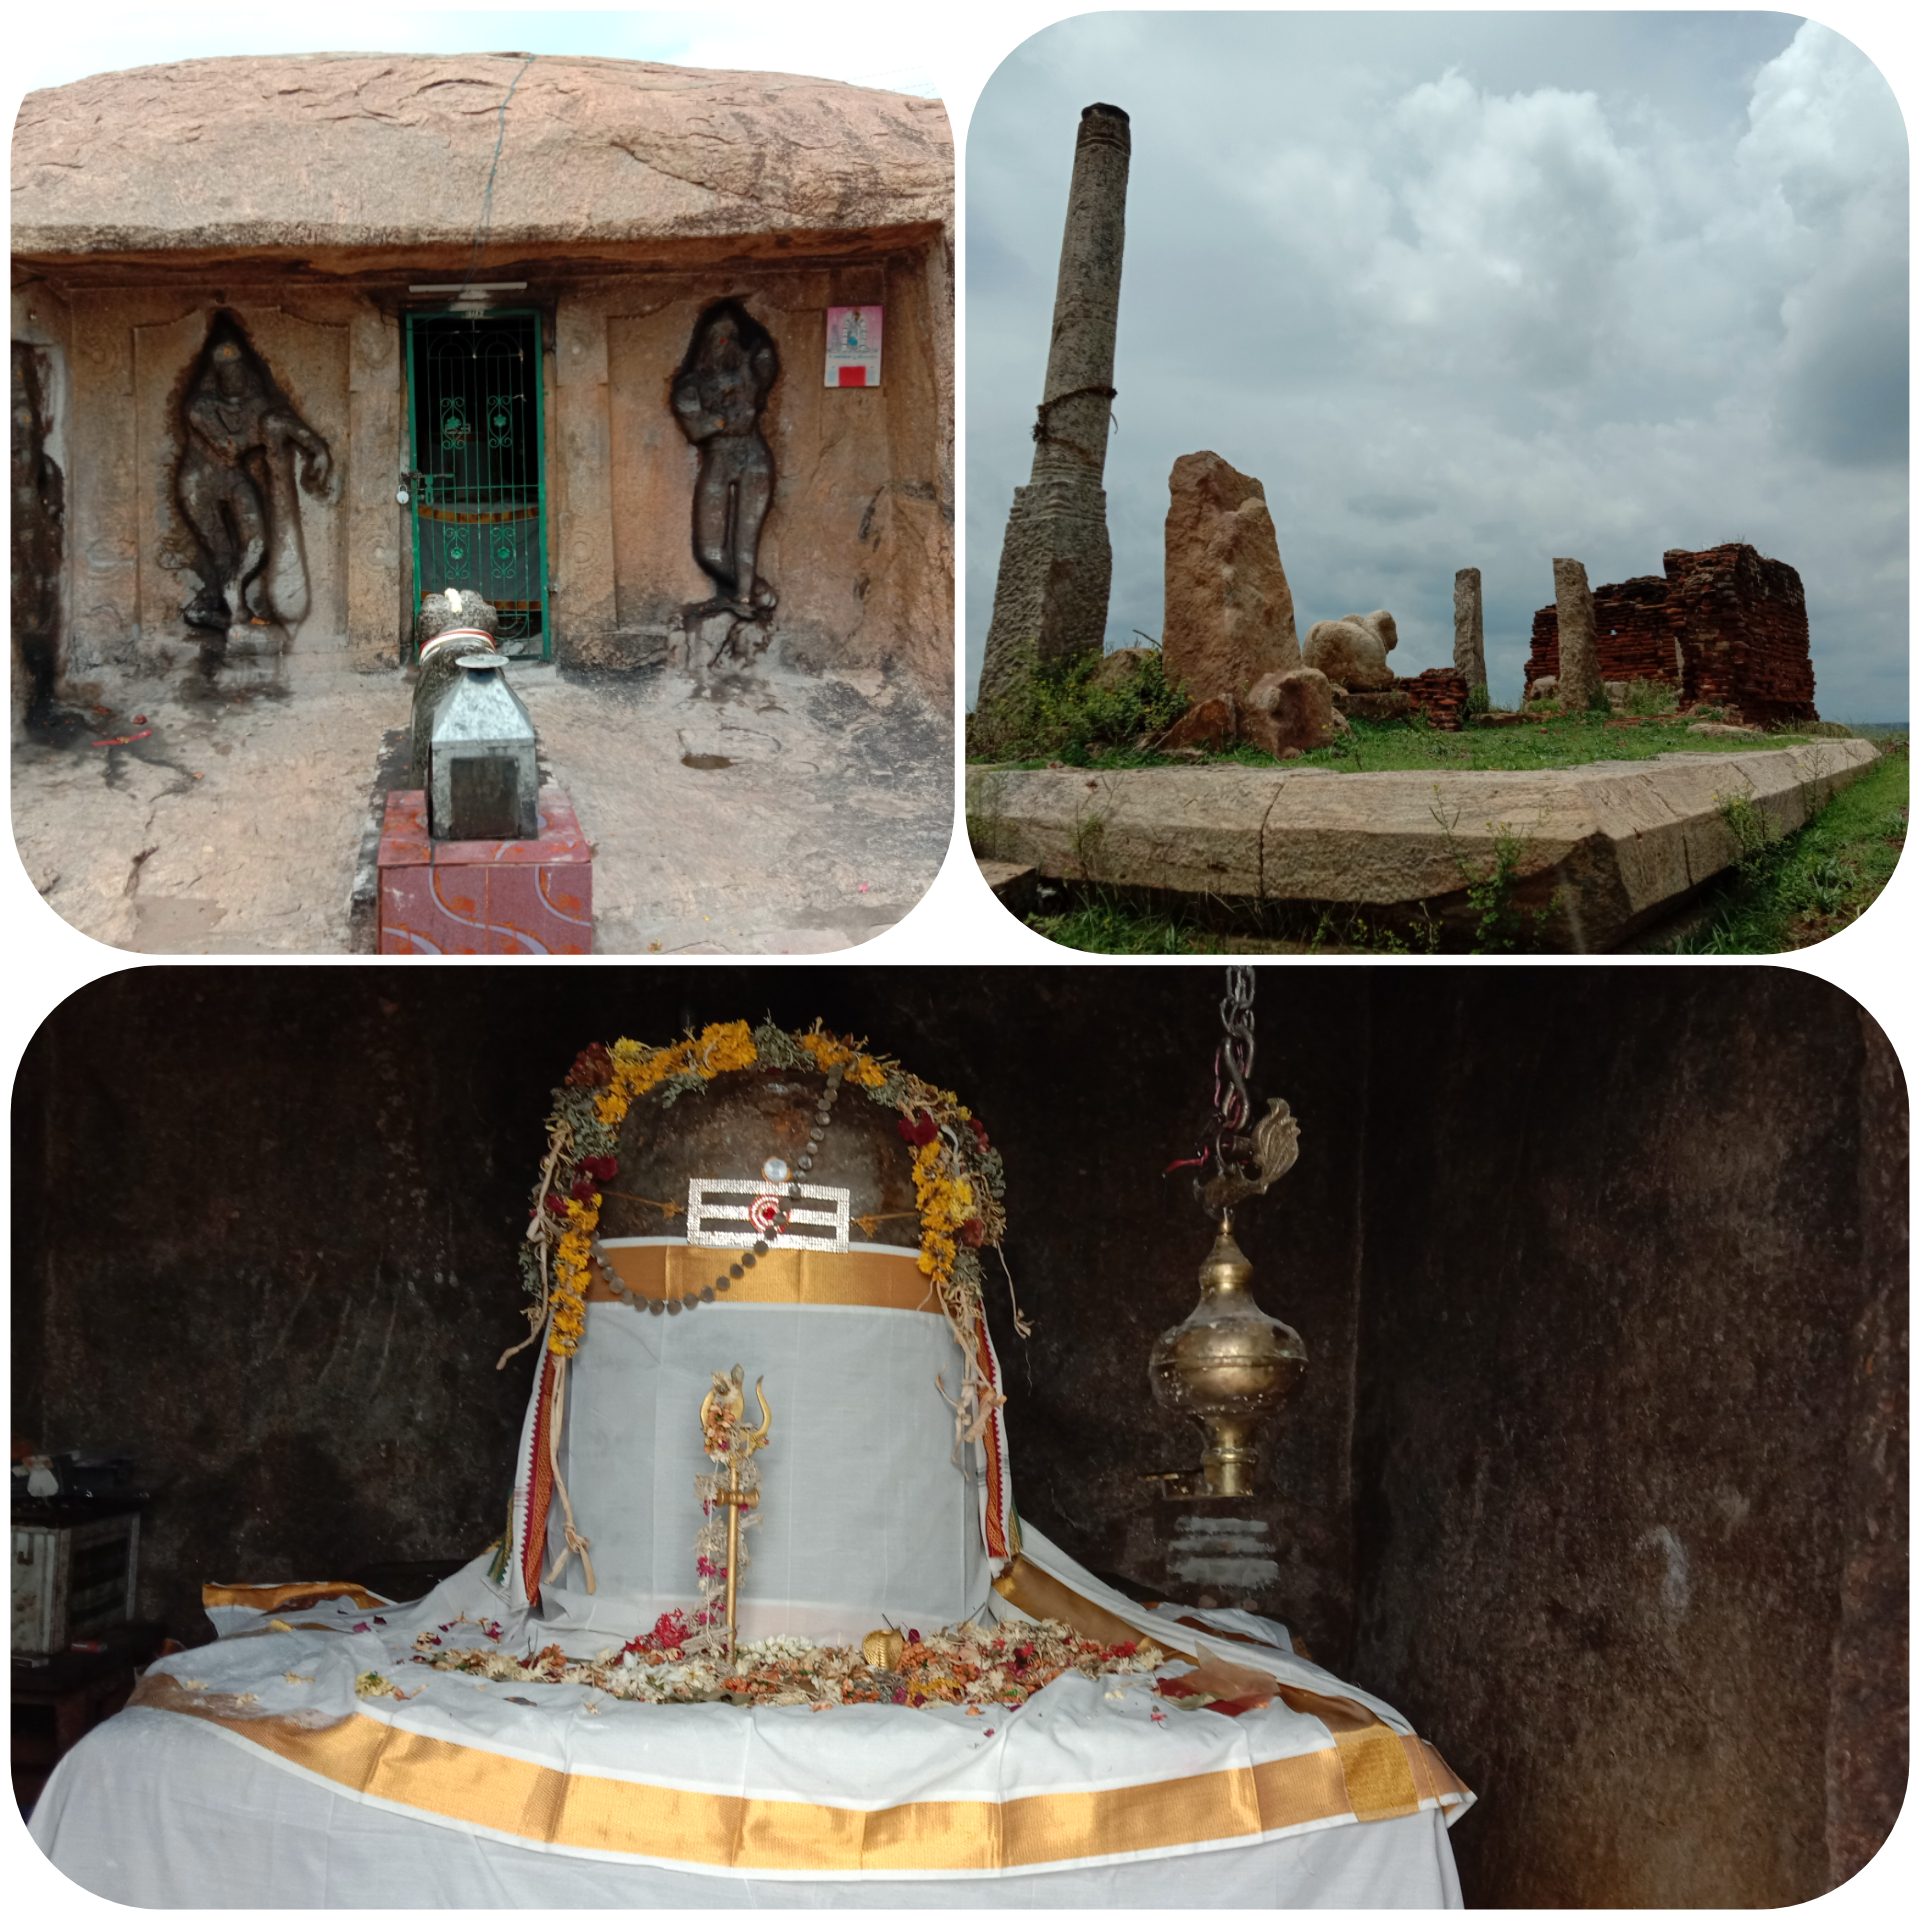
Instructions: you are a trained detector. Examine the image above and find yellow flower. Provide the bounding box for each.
[538,1022,985,1356]
[798,1030,886,1086]
[693,1021,757,1077]
[797,1030,848,1068]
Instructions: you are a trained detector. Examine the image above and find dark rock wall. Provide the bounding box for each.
[12,967,1903,1902]
[945,970,1371,1667]
[1825,1003,1910,1887]
[13,974,542,1641]
[1347,970,1906,1907]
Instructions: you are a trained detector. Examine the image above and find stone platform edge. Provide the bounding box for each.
[966,740,1880,949]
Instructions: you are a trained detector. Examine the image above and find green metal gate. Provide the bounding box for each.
[404,309,550,657]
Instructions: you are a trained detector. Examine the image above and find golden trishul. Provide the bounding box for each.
[699,1364,772,1660]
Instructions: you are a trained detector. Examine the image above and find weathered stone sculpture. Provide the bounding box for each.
[976,103,1131,723]
[1243,666,1339,757]
[1162,451,1299,708]
[1303,611,1399,690]
[672,300,779,630]
[411,588,500,785]
[430,654,538,841]
[1453,568,1486,692]
[1552,558,1603,711]
[174,312,331,640]
[12,343,64,723]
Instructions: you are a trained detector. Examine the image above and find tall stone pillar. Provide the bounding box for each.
[1553,557,1602,711]
[976,103,1131,720]
[1452,567,1485,692]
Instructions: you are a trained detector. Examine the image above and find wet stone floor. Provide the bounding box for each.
[12,645,954,954]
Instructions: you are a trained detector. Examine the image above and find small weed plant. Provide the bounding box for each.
[1716,786,1777,865]
[971,647,1188,762]
[1431,802,1554,952]
[1622,679,1679,717]
[1307,907,1443,955]
[1026,889,1212,954]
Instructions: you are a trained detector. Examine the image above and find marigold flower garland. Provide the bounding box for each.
[515,1019,1017,1395]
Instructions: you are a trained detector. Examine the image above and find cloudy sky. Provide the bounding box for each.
[966,12,1909,720]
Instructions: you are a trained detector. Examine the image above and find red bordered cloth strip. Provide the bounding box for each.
[518,1350,558,1606]
[975,1317,1021,1561]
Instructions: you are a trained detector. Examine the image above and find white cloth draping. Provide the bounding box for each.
[27,1263,1471,1905]
[29,1704,1464,1908]
[542,1278,992,1640]
[29,1538,1469,1906]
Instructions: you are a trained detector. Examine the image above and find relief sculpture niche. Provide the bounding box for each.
[173,311,333,647]
[11,342,65,719]
[670,300,778,659]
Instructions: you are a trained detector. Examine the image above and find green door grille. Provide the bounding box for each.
[405,309,550,657]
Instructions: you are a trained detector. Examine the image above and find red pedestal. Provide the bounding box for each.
[377,787,592,954]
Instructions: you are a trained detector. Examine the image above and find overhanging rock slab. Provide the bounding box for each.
[967,740,1880,949]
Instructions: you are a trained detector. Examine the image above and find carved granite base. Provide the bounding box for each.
[976,478,1112,717]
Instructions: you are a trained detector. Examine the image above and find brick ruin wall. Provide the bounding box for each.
[1526,575,1677,693]
[1665,543,1815,725]
[1395,667,1468,732]
[1522,544,1816,725]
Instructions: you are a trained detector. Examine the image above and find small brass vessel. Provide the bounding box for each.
[1148,1218,1307,1497]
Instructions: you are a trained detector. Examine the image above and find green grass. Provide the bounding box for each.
[967,647,1188,761]
[1025,890,1219,954]
[982,710,1833,776]
[1652,740,1907,953]
[1026,892,1445,956]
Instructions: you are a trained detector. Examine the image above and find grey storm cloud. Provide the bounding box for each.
[966,12,1908,719]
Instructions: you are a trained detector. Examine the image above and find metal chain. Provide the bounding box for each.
[1167,965,1259,1200]
[1209,966,1257,1182]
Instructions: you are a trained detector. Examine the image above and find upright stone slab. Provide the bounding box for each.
[1553,558,1603,712]
[1453,568,1486,692]
[1162,451,1299,707]
[976,104,1131,720]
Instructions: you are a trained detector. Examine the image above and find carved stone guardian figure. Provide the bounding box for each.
[174,312,332,643]
[671,301,779,647]
[12,343,65,719]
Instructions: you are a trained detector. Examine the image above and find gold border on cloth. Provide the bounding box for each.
[991,1558,1172,1661]
[202,1580,389,1614]
[138,1677,1466,1871]
[994,1559,1423,1823]
[589,1244,940,1314]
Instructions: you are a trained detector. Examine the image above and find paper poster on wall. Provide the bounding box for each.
[825,306,882,388]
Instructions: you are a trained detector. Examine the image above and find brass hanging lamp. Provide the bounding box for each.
[1148,967,1308,1498]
